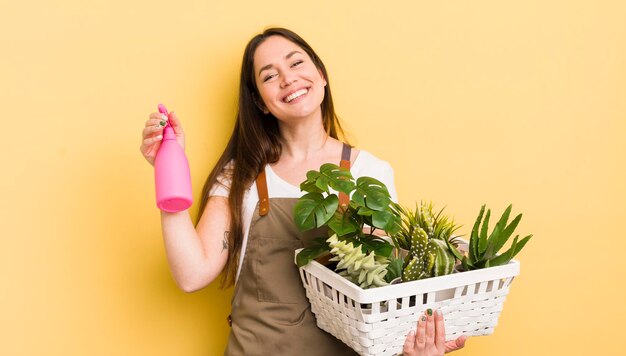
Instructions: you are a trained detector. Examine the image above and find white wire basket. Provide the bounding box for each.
[295,248,520,356]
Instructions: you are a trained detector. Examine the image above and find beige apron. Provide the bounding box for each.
[224,144,358,356]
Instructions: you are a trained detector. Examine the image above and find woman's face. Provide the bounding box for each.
[253,35,327,122]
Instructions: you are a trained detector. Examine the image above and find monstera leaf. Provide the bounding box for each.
[296,237,330,267]
[294,193,339,231]
[372,209,401,236]
[327,209,360,237]
[352,177,391,211]
[300,163,355,194]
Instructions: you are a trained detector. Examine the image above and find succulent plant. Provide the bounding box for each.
[401,226,456,281]
[391,202,461,250]
[392,203,459,281]
[327,234,389,288]
[449,204,532,270]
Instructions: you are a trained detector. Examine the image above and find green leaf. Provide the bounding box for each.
[384,213,402,236]
[461,256,474,271]
[445,237,464,261]
[366,190,391,211]
[486,204,512,247]
[357,206,375,216]
[315,175,330,192]
[319,163,355,194]
[298,164,355,194]
[296,243,330,267]
[327,208,360,236]
[487,235,519,267]
[293,193,339,231]
[511,234,532,259]
[385,257,404,283]
[353,177,391,211]
[372,210,394,231]
[478,209,490,254]
[359,236,393,258]
[300,170,324,193]
[491,213,522,255]
[469,205,485,263]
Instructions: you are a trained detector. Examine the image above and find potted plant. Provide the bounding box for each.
[293,164,533,356]
[449,204,533,271]
[294,163,403,288]
[391,202,462,282]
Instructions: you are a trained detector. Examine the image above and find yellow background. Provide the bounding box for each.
[2,0,625,355]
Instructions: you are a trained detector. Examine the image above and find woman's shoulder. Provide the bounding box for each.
[350,148,398,201]
[353,149,393,171]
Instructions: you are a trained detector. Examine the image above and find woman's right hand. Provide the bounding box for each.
[402,309,467,355]
[140,110,186,166]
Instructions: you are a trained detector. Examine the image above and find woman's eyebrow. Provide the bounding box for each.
[258,50,303,77]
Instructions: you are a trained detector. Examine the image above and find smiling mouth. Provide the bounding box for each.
[283,88,309,103]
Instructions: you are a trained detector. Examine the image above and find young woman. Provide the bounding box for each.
[140,27,466,356]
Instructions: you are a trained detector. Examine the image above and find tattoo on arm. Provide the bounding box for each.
[222,231,230,253]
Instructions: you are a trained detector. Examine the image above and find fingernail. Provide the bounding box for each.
[436,309,442,316]
[161,114,168,121]
[421,316,426,322]
[427,308,433,316]
[409,330,415,337]
[156,135,163,140]
[159,121,166,126]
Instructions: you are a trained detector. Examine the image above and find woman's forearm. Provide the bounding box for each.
[159,198,230,292]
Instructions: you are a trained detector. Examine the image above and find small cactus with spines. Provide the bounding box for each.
[392,202,459,281]
[327,234,389,288]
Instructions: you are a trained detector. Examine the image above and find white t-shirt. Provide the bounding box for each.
[209,150,398,282]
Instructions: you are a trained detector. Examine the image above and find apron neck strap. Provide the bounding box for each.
[256,143,353,216]
[256,168,270,216]
[338,143,351,209]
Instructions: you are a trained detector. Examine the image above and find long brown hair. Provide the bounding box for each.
[197,27,348,288]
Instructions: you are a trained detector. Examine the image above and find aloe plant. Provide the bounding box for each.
[449,204,532,270]
[392,203,459,281]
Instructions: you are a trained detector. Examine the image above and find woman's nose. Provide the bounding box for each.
[280,74,297,88]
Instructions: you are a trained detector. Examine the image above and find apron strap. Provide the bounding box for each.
[256,143,352,216]
[256,168,270,216]
[338,143,351,209]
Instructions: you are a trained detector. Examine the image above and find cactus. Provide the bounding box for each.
[327,234,389,288]
[393,203,459,282]
[401,227,455,281]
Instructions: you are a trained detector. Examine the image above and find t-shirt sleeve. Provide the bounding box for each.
[208,161,234,198]
[379,161,399,203]
[354,152,399,203]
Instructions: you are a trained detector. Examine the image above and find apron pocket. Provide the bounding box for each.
[254,237,307,305]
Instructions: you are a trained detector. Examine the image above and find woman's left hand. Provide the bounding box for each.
[402,309,467,355]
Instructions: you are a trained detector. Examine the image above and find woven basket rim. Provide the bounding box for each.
[295,248,520,304]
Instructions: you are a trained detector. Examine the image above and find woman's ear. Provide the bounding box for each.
[253,94,270,114]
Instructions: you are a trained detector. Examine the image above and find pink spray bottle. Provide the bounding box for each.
[154,103,193,212]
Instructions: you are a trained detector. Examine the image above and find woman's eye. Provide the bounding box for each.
[292,60,303,67]
[263,73,277,82]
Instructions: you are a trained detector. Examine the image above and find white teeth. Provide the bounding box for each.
[285,88,308,103]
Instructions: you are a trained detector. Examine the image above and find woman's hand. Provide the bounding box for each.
[140,111,186,166]
[402,309,467,355]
